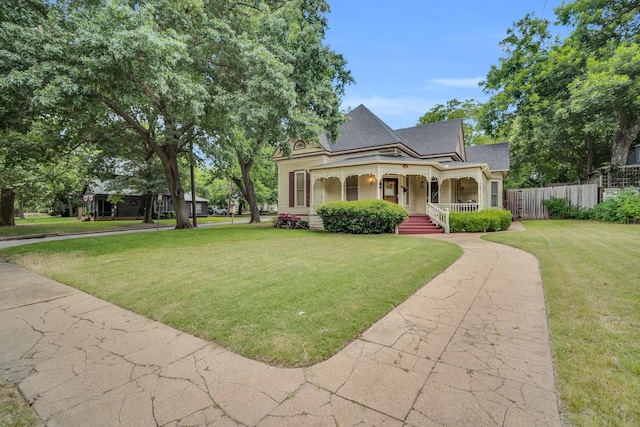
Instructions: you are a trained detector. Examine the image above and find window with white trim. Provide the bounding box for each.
[491,181,499,207]
[346,176,358,201]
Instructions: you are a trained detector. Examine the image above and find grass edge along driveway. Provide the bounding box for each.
[0,224,461,368]
[484,220,640,427]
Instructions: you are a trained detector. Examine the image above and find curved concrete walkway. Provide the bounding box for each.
[0,226,562,426]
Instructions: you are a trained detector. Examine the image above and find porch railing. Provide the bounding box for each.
[427,203,450,234]
[434,203,479,212]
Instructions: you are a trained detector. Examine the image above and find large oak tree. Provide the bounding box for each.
[481,0,640,186]
[205,0,352,223]
[9,0,350,227]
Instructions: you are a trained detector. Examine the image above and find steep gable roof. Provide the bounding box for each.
[395,119,464,158]
[319,105,402,152]
[318,105,465,161]
[310,105,507,173]
[465,142,510,171]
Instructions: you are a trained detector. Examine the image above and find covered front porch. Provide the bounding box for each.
[309,161,490,213]
[304,160,492,232]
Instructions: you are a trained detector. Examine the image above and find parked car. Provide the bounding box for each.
[211,207,228,215]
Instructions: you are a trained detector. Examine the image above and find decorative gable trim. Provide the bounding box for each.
[378,148,404,157]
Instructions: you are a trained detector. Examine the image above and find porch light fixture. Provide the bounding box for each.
[420,181,424,189]
[369,175,375,186]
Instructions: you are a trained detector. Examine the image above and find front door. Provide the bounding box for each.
[383,178,398,204]
[430,181,439,203]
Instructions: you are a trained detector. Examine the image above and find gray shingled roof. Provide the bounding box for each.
[184,192,209,203]
[465,142,510,171]
[85,180,139,196]
[319,105,464,159]
[395,119,463,157]
[319,105,402,152]
[315,105,508,172]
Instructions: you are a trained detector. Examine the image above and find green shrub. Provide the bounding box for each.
[542,197,589,219]
[543,197,574,219]
[316,200,408,234]
[449,209,512,232]
[590,189,640,223]
[159,210,176,219]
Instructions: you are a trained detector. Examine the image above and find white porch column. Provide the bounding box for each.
[309,172,315,215]
[477,170,485,210]
[427,170,432,204]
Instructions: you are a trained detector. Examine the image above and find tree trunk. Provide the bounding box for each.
[237,154,261,223]
[0,188,16,227]
[142,192,154,224]
[96,93,191,228]
[66,191,74,218]
[156,144,192,229]
[611,114,640,166]
[18,194,25,220]
[585,132,594,174]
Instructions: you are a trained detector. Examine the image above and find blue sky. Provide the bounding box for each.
[324,0,568,129]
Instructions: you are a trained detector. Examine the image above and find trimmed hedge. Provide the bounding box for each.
[316,200,408,234]
[449,209,512,233]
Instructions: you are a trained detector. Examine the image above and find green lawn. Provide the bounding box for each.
[0,224,461,367]
[484,220,640,427]
[5,219,636,424]
[0,215,237,238]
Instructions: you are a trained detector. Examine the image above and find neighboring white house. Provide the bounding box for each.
[272,104,509,230]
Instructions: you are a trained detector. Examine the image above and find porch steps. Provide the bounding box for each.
[398,215,444,235]
[308,215,324,230]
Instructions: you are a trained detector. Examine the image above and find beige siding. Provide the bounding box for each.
[276,157,317,216]
[276,145,505,214]
[324,178,342,202]
[409,176,426,214]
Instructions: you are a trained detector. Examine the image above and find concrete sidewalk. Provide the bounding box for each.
[0,229,562,426]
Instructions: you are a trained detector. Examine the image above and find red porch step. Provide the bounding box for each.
[398,215,444,235]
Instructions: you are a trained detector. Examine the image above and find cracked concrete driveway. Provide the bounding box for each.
[0,226,562,426]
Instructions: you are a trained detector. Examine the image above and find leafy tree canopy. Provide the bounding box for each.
[2,0,350,226]
[481,0,640,187]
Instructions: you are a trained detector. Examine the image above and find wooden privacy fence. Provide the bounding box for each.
[505,183,599,220]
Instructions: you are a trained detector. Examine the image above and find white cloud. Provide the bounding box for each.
[431,77,484,89]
